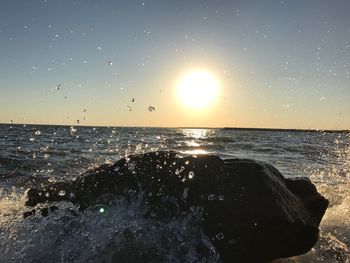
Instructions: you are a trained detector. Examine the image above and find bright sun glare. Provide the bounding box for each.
[177,70,219,110]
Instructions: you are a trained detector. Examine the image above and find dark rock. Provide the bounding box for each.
[24,151,328,262]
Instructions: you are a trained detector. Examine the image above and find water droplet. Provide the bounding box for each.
[185,160,189,165]
[45,192,50,197]
[216,232,224,240]
[218,195,224,201]
[58,190,66,196]
[99,207,105,213]
[70,126,77,135]
[148,106,156,112]
[35,130,41,135]
[29,138,35,142]
[189,171,194,179]
[208,194,215,201]
[128,162,136,171]
[128,189,136,195]
[48,177,56,183]
[107,60,113,66]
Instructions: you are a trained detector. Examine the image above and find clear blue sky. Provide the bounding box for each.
[1,0,349,129]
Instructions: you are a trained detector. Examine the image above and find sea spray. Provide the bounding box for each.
[0,193,220,263]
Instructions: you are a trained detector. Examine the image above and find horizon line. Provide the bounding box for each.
[1,122,349,133]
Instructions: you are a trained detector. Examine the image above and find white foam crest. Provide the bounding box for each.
[0,188,27,225]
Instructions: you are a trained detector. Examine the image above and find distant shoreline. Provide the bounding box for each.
[0,123,349,133]
[221,127,350,133]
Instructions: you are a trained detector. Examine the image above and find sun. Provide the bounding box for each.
[176,70,220,110]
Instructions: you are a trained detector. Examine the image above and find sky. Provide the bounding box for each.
[0,0,349,129]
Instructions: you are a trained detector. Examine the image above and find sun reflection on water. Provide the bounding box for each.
[181,129,210,139]
[181,149,210,155]
[180,129,211,155]
[185,140,200,147]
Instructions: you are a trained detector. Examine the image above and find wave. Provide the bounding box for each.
[199,136,235,143]
[0,156,36,173]
[0,192,219,263]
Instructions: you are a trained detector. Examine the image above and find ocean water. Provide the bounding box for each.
[0,124,349,262]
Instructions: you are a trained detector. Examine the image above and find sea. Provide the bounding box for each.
[0,124,349,263]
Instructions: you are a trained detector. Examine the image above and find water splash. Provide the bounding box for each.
[0,193,220,263]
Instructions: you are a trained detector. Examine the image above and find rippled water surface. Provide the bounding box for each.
[0,124,349,262]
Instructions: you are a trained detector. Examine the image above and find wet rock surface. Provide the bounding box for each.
[25,151,328,262]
